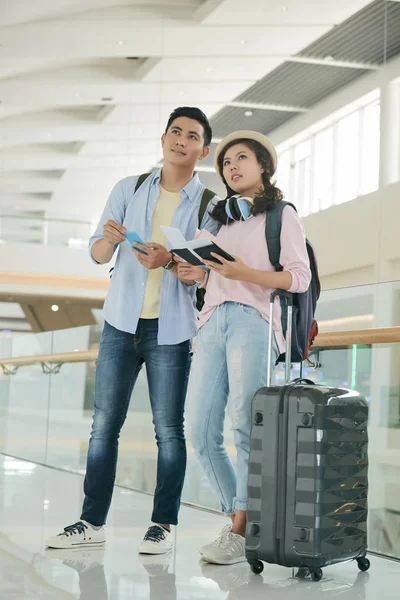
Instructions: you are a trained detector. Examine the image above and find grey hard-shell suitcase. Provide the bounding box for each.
[245,290,370,581]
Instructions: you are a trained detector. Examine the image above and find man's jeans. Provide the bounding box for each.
[81,319,192,526]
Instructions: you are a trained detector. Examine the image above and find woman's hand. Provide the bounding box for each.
[177,262,205,284]
[203,254,251,281]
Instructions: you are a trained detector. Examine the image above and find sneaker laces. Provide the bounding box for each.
[213,525,233,548]
[59,522,88,538]
[143,526,167,544]
[216,528,245,551]
[217,531,236,550]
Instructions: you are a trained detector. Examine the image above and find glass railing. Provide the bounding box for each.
[0,213,94,248]
[1,280,400,560]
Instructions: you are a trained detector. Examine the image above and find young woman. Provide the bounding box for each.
[177,130,311,566]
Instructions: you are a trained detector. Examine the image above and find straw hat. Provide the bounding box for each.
[214,130,278,178]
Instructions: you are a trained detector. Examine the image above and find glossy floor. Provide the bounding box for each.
[0,454,399,600]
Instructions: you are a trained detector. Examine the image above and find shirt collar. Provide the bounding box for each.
[152,168,202,202]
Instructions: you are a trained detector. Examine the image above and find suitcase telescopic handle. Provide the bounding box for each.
[267,289,293,386]
[291,378,315,386]
[270,289,293,306]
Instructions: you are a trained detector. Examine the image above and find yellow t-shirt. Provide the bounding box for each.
[140,185,182,318]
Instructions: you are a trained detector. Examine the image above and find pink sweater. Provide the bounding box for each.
[198,206,312,354]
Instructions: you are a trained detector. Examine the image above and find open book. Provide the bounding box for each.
[161,226,235,266]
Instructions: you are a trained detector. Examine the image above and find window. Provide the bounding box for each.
[360,101,380,196]
[275,150,290,200]
[292,140,311,216]
[335,110,360,205]
[312,126,334,213]
[277,93,381,216]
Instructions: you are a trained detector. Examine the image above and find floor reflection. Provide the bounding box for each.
[46,548,108,600]
[1,455,400,600]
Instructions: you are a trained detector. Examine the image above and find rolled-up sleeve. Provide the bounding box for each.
[280,206,311,293]
[88,178,128,264]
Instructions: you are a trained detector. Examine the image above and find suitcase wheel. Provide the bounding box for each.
[357,557,370,572]
[249,560,264,575]
[310,568,323,582]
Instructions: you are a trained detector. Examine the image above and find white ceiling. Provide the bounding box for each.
[0,0,373,222]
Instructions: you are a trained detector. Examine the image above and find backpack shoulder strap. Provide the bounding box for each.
[135,172,152,193]
[198,188,216,227]
[265,200,297,271]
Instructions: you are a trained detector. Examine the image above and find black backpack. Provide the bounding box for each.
[265,200,321,362]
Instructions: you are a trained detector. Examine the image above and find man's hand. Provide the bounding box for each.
[91,220,126,263]
[103,220,126,246]
[203,254,250,281]
[177,263,205,284]
[133,242,172,270]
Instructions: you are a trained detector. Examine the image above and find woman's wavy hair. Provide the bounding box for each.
[210,138,283,225]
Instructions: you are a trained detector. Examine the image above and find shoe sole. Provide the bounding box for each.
[139,547,173,556]
[201,554,247,566]
[46,541,105,549]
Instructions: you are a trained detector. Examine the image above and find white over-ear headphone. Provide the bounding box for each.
[225,195,254,221]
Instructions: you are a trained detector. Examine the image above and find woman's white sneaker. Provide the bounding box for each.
[139,525,173,555]
[200,524,232,556]
[201,529,246,565]
[45,521,105,549]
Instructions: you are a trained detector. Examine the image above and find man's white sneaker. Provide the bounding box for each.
[139,525,173,555]
[200,524,232,556]
[45,521,105,549]
[201,529,246,565]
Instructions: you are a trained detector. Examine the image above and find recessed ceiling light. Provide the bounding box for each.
[240,39,247,45]
[282,5,288,11]
[206,67,213,73]
[118,40,126,46]
[51,304,59,312]
[245,110,253,117]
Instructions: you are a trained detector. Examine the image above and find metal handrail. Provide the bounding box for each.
[0,214,92,226]
[0,350,97,375]
[313,326,400,348]
[1,326,400,374]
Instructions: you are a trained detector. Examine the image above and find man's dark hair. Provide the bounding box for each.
[165,107,212,147]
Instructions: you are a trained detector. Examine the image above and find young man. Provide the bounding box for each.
[45,107,219,554]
